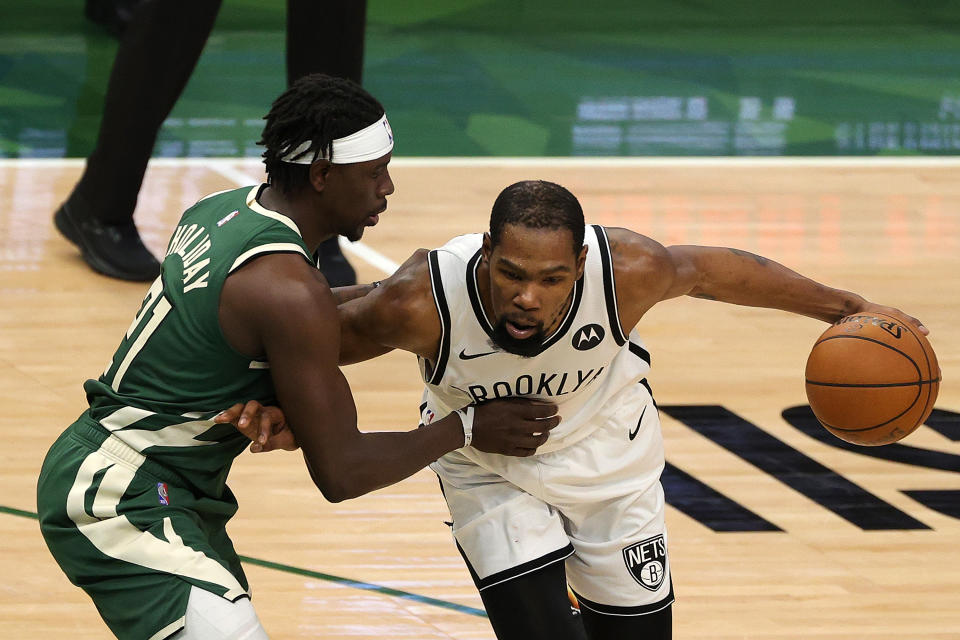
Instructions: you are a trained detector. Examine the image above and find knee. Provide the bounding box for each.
[175,587,268,640]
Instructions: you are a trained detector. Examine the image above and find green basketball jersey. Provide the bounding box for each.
[83,185,312,496]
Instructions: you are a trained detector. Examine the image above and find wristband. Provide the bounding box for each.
[455,405,475,448]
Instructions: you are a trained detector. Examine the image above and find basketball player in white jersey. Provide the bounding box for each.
[242,180,925,639]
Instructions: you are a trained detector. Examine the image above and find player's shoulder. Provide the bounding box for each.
[185,185,296,232]
[229,251,334,312]
[178,186,264,236]
[197,187,241,203]
[600,226,677,292]
[600,227,679,321]
[433,232,483,261]
[338,248,438,348]
[603,226,671,265]
[378,249,433,311]
[183,185,249,216]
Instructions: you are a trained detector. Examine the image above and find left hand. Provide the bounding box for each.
[214,400,298,452]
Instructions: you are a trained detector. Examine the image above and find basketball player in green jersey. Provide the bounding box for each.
[36,75,559,640]
[240,180,927,640]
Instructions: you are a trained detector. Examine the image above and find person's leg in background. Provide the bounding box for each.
[84,0,148,37]
[285,0,368,287]
[56,0,223,281]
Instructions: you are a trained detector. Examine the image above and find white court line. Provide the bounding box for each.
[205,162,402,276]
[336,239,403,275]
[388,156,960,168]
[5,156,960,169]
[12,154,960,274]
[205,161,265,189]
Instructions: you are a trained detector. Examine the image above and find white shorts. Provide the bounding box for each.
[170,586,268,640]
[432,382,673,614]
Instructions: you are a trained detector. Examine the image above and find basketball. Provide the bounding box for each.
[805,312,940,446]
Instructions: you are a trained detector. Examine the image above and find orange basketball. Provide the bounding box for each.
[805,312,940,446]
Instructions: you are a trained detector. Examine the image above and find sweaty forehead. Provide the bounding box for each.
[492,225,579,271]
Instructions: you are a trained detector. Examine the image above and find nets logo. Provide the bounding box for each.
[622,535,667,591]
[572,324,605,351]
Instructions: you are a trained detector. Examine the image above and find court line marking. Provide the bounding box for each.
[12,154,960,273]
[1,504,487,618]
[393,156,960,168]
[6,156,960,169]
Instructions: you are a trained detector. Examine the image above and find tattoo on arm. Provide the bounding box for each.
[728,248,769,266]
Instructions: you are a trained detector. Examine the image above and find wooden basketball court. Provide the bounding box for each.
[1,158,957,639]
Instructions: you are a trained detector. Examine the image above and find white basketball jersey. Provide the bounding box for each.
[419,225,653,454]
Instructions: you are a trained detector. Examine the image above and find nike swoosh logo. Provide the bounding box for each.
[459,348,497,360]
[629,406,647,441]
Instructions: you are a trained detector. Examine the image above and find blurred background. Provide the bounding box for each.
[4,0,960,159]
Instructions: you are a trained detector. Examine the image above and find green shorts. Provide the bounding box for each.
[37,416,250,640]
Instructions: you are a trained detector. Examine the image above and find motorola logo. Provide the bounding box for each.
[572,324,605,351]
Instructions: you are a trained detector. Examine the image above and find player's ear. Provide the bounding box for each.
[308,160,332,193]
[575,244,588,280]
[481,232,492,263]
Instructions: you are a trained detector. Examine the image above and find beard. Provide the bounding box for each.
[343,224,365,243]
[490,317,546,358]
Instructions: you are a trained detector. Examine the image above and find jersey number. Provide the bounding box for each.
[106,277,173,392]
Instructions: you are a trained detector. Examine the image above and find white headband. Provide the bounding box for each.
[279,113,394,165]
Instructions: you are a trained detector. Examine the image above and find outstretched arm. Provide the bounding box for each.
[337,249,444,365]
[606,227,927,333]
[220,252,559,502]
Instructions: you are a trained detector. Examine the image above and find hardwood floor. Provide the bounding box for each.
[2,159,957,639]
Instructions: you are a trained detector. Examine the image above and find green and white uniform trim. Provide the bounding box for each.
[38,185,312,640]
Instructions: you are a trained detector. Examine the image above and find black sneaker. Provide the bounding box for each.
[54,202,161,282]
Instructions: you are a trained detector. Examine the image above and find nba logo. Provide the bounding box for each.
[426,409,435,424]
[157,482,169,506]
[217,210,239,227]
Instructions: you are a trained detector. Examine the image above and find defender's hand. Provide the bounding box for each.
[215,400,298,452]
[469,398,561,457]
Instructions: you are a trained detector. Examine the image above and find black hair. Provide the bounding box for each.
[489,180,585,254]
[259,73,386,194]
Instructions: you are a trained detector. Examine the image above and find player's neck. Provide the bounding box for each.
[257,185,336,252]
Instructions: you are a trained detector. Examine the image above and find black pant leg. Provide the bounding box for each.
[74,0,223,222]
[472,559,587,640]
[285,0,367,85]
[579,603,672,640]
